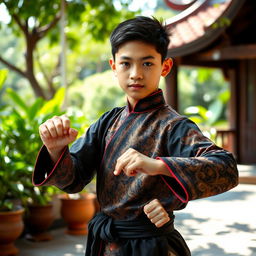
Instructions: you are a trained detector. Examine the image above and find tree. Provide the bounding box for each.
[0,0,135,99]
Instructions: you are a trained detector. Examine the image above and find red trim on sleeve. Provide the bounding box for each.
[157,157,189,203]
[33,146,68,186]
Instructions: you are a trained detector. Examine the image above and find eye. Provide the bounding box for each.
[120,62,130,68]
[143,62,153,67]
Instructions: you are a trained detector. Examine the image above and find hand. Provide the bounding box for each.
[39,115,78,162]
[114,148,169,177]
[144,199,170,228]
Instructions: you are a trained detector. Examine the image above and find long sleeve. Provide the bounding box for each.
[32,123,100,193]
[32,107,124,193]
[159,119,238,202]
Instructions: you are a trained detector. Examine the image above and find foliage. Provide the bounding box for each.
[177,67,230,139]
[0,89,61,210]
[211,16,231,29]
[153,6,177,20]
[0,73,89,210]
[0,68,8,108]
[69,70,126,122]
[0,71,18,211]
[0,0,137,99]
[184,90,230,139]
[178,67,229,115]
[0,69,7,90]
[0,25,31,99]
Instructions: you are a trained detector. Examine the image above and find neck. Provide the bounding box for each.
[127,97,136,110]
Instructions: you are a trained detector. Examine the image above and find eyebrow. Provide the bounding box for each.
[120,55,155,60]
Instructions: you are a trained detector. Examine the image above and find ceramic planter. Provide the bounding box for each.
[0,208,24,256]
[60,193,95,235]
[25,203,54,241]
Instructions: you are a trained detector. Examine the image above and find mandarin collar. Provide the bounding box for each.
[126,89,166,113]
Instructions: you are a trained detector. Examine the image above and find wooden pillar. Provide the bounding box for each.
[239,60,247,163]
[239,59,256,163]
[227,67,239,159]
[164,61,178,111]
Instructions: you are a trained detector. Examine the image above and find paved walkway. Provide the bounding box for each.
[16,166,256,256]
[175,183,256,256]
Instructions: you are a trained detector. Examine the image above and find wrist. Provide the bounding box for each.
[155,158,172,177]
[47,146,66,163]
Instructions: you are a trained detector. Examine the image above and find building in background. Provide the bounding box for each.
[164,0,256,164]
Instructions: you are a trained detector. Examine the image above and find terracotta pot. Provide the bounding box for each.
[0,208,24,256]
[60,193,95,235]
[25,204,54,241]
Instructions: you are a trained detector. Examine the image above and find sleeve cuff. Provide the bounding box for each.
[157,157,189,203]
[32,145,68,186]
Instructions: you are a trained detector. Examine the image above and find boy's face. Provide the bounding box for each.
[109,40,173,108]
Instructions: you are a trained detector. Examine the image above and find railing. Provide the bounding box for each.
[215,129,236,155]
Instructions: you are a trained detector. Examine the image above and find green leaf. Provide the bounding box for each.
[6,88,29,115]
[218,90,230,103]
[208,100,223,125]
[196,105,208,120]
[4,201,14,211]
[185,105,208,120]
[197,69,212,83]
[188,116,204,124]
[38,87,65,115]
[28,97,45,120]
[0,69,8,90]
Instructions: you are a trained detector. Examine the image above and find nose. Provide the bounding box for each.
[130,65,143,80]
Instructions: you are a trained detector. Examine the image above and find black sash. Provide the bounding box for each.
[85,212,191,256]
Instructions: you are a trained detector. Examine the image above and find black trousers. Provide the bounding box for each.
[85,212,191,256]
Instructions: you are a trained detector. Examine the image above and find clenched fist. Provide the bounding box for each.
[114,148,172,177]
[39,115,78,163]
[144,199,170,228]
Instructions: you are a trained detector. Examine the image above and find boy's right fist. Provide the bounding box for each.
[39,115,78,161]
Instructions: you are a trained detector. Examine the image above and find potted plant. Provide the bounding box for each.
[3,86,92,238]
[0,143,25,256]
[1,88,66,241]
[23,187,57,241]
[0,69,25,255]
[1,69,94,239]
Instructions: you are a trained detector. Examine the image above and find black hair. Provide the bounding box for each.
[110,16,170,62]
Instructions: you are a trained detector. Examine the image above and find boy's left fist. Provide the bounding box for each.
[144,199,170,228]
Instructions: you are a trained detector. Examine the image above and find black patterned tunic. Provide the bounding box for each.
[33,89,238,255]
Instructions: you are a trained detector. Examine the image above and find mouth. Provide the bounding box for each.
[128,84,144,89]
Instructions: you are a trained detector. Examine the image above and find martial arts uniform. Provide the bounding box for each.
[33,89,238,256]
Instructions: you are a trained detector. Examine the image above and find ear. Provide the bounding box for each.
[109,59,117,75]
[161,58,173,77]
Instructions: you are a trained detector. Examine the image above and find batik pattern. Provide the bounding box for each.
[33,89,238,222]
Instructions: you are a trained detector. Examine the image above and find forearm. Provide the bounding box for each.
[46,146,66,164]
[154,159,173,177]
[160,152,238,200]
[33,146,75,188]
[33,146,90,193]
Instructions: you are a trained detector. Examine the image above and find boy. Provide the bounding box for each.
[33,16,238,256]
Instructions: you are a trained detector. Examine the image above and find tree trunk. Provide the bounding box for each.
[25,33,47,99]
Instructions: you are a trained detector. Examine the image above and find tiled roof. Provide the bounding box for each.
[165,0,243,57]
